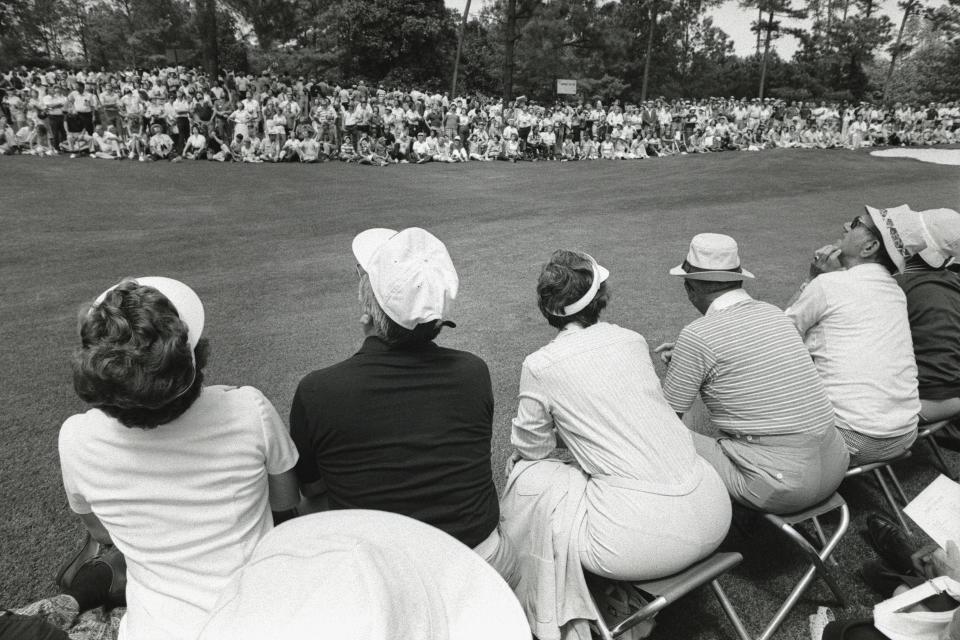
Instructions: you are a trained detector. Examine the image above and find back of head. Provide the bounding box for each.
[73,280,206,429]
[537,249,610,329]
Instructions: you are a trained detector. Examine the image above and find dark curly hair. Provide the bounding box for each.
[537,250,610,329]
[72,280,208,429]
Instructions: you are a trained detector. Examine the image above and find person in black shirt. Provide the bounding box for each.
[290,227,518,588]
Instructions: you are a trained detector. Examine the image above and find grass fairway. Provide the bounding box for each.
[2,150,959,638]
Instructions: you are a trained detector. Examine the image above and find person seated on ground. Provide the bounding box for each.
[468,128,489,161]
[289,228,518,588]
[195,511,530,640]
[540,124,557,160]
[58,276,299,640]
[500,249,731,640]
[0,115,21,154]
[561,135,579,161]
[390,129,410,163]
[629,134,649,159]
[526,126,543,160]
[426,131,443,161]
[147,123,176,161]
[600,133,615,159]
[23,122,56,156]
[816,514,960,640]
[483,133,502,161]
[581,133,599,159]
[890,206,960,423]
[240,136,261,163]
[502,132,521,162]
[785,206,920,465]
[356,134,387,166]
[446,136,467,162]
[61,129,92,157]
[90,125,123,160]
[656,234,849,514]
[181,124,207,160]
[410,132,431,163]
[259,128,282,163]
[280,130,301,162]
[338,135,357,162]
[643,130,661,157]
[205,128,230,162]
[298,131,320,163]
[0,545,126,640]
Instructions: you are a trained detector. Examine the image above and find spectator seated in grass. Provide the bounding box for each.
[289,227,519,590]
[500,249,732,640]
[181,124,207,160]
[146,123,176,161]
[656,233,849,514]
[57,276,300,640]
[785,206,921,465]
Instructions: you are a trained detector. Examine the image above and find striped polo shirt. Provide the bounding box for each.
[663,290,835,436]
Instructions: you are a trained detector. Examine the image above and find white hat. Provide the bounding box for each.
[196,511,530,640]
[669,233,755,281]
[864,205,927,273]
[92,276,204,351]
[918,207,960,267]
[352,228,459,330]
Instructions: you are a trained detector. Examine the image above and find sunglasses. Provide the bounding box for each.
[849,215,880,241]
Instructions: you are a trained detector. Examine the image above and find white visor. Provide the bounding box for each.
[553,253,610,317]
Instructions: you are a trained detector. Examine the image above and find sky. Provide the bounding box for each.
[443,0,916,58]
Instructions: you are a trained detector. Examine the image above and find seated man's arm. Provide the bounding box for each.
[784,275,828,337]
[660,328,711,420]
[289,387,328,515]
[79,511,113,545]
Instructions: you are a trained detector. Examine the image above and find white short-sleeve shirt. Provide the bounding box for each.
[59,385,298,640]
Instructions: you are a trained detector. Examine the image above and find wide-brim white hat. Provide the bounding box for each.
[669,233,755,282]
[195,511,530,640]
[92,276,204,350]
[351,227,459,330]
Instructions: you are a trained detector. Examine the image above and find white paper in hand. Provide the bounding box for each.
[904,474,960,549]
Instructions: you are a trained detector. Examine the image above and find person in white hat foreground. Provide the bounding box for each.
[656,233,849,514]
[785,208,921,465]
[289,228,519,588]
[196,511,531,640]
[56,277,300,640]
[890,206,960,423]
[500,250,731,640]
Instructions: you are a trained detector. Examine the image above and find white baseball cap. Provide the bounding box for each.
[918,207,960,267]
[352,228,459,330]
[92,276,204,350]
[669,233,755,281]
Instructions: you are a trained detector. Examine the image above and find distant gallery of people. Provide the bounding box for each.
[4,203,960,640]
[1,65,959,163]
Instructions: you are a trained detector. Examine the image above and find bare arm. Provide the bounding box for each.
[78,511,112,545]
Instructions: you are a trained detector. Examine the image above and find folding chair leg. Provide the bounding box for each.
[873,469,911,534]
[811,516,838,568]
[885,466,909,505]
[710,580,753,640]
[770,521,846,607]
[758,562,819,640]
[925,437,958,481]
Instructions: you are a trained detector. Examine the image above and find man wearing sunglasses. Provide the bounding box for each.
[786,207,920,465]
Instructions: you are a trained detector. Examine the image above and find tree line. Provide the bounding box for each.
[2,0,958,103]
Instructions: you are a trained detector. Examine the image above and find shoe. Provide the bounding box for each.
[56,534,102,593]
[860,559,905,597]
[864,513,915,574]
[95,546,128,608]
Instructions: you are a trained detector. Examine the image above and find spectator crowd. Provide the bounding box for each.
[1,65,959,164]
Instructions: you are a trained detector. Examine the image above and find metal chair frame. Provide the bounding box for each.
[589,551,752,640]
[844,451,912,532]
[757,492,850,640]
[916,419,957,480]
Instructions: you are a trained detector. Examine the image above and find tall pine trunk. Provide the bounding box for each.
[758,8,774,98]
[451,0,473,97]
[640,2,657,102]
[503,0,516,101]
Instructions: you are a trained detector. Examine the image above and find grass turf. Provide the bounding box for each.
[1,150,959,638]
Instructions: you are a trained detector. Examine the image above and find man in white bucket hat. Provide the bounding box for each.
[786,208,920,465]
[657,233,849,513]
[289,228,518,588]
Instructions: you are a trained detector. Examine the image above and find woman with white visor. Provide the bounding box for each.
[501,250,732,640]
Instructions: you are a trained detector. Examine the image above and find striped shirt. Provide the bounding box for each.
[511,322,702,494]
[663,290,836,436]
